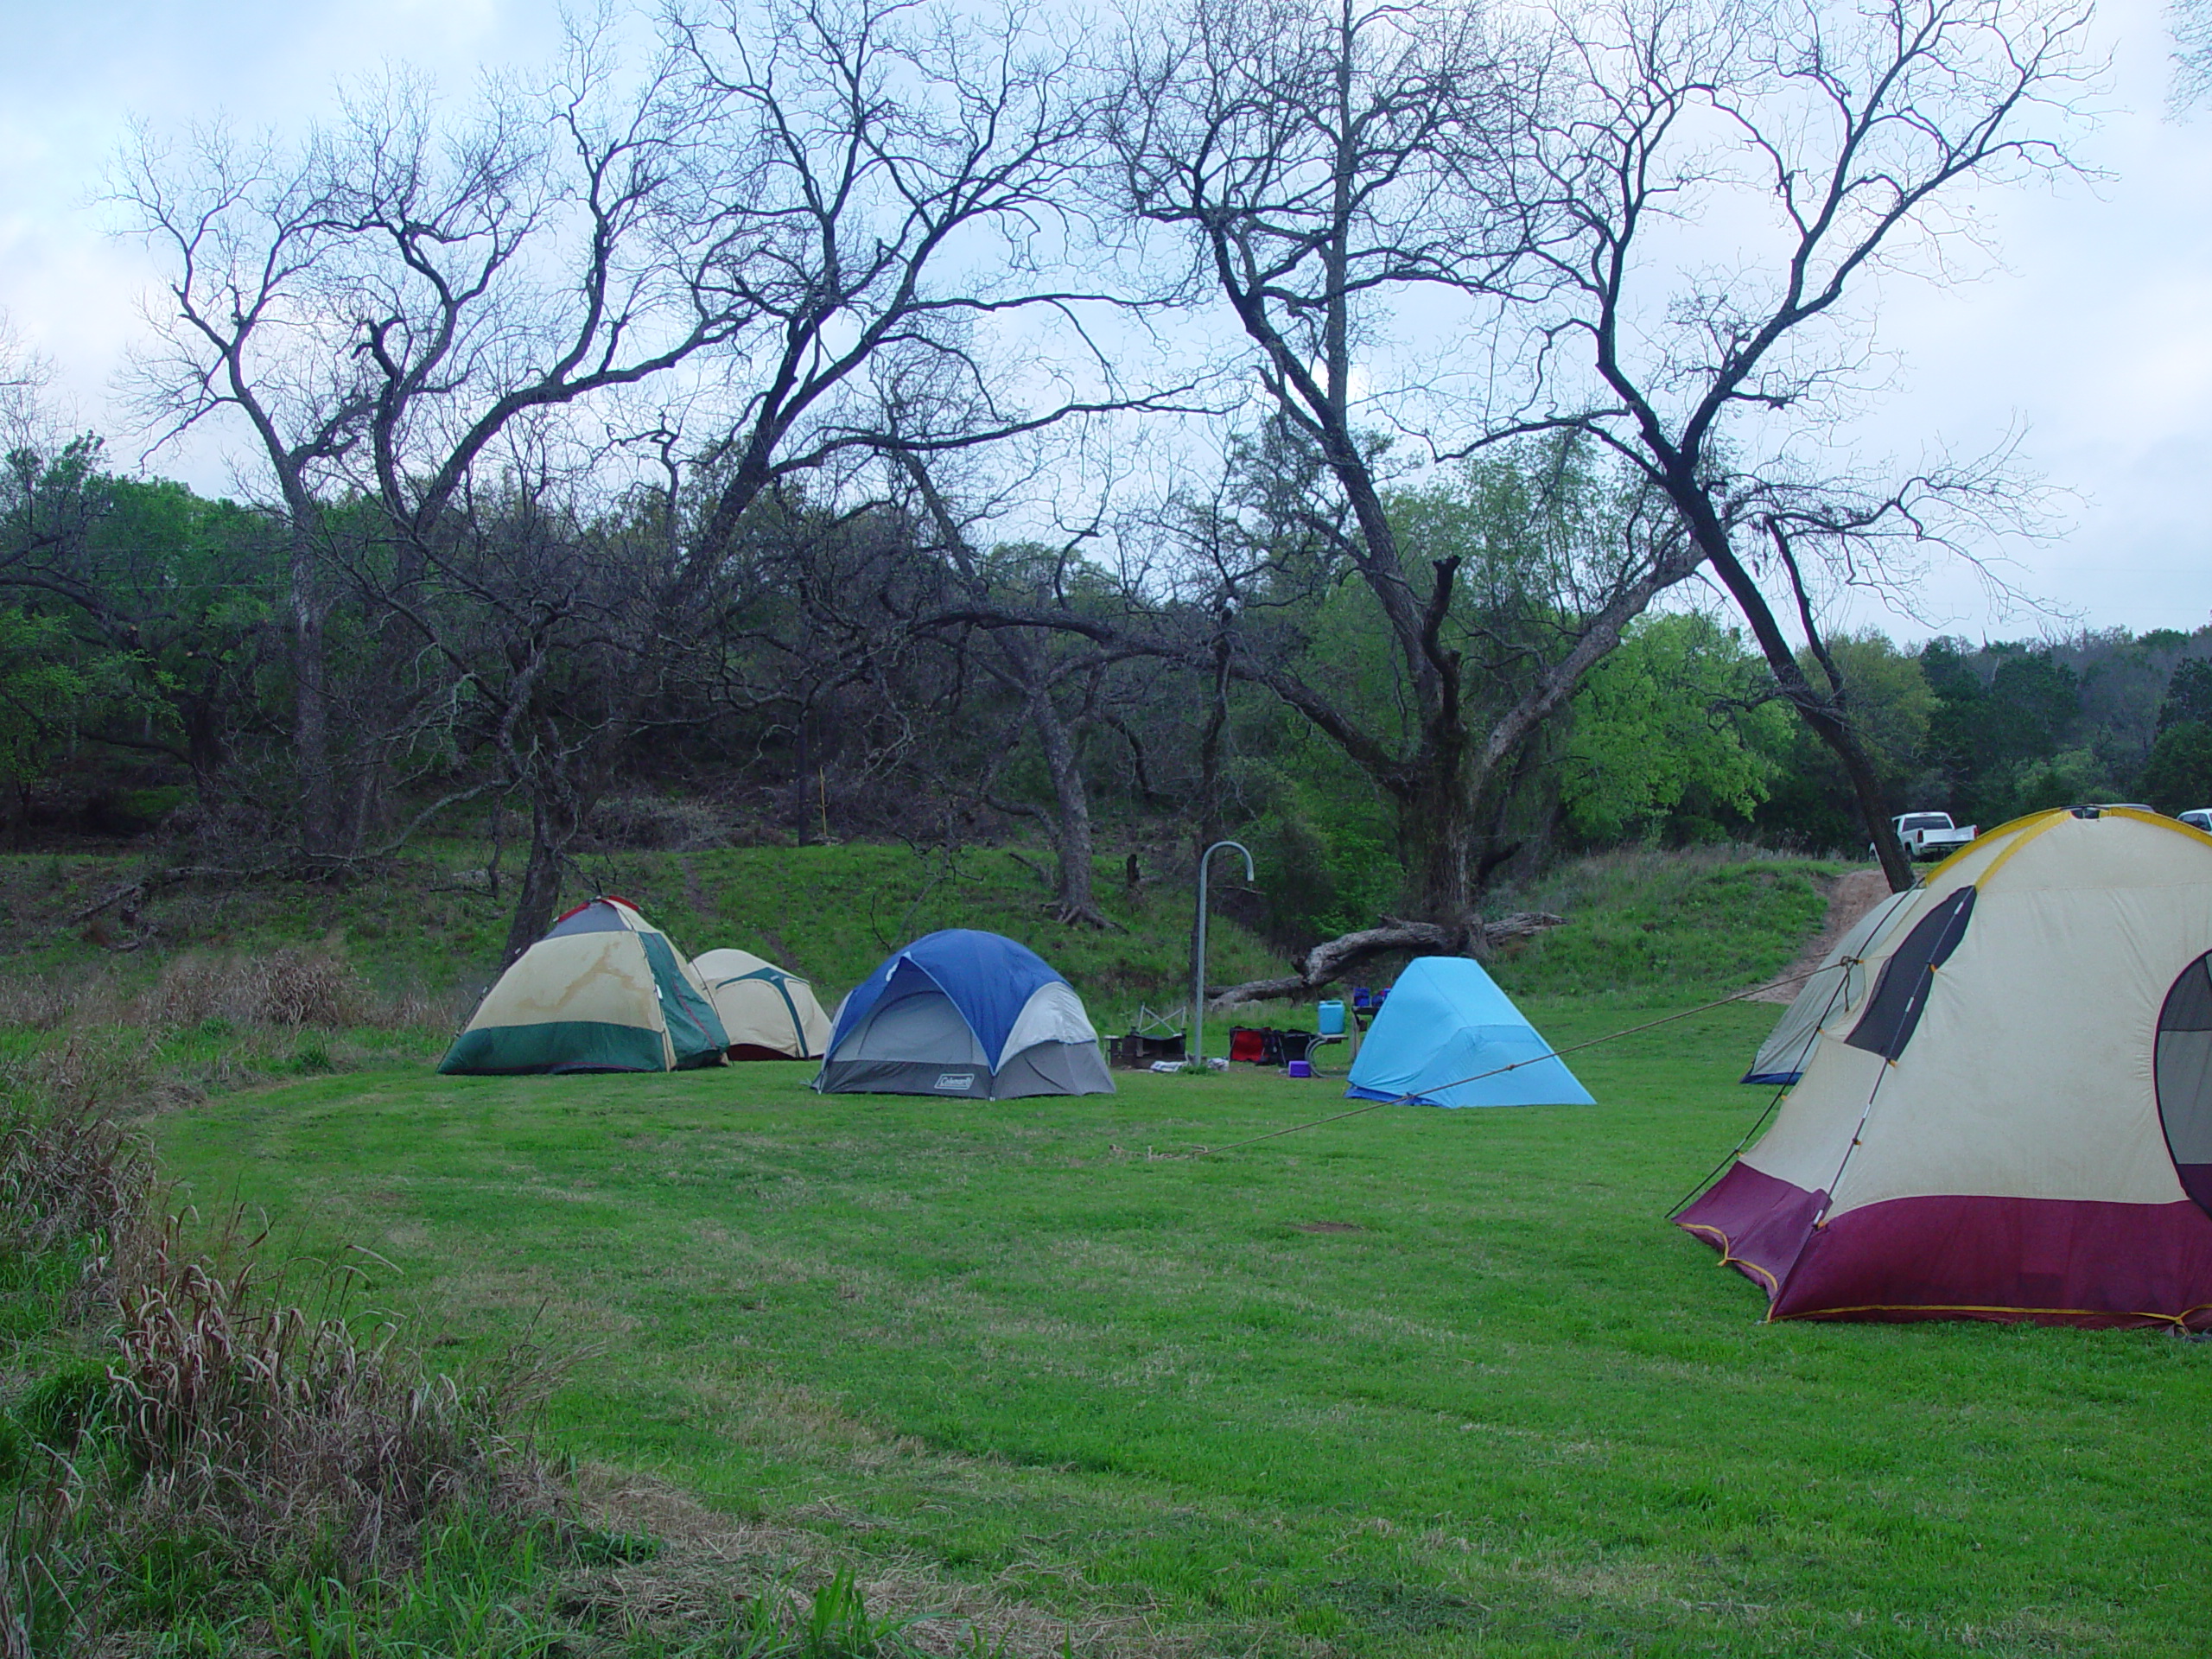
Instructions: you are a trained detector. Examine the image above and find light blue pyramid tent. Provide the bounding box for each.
[1344,957,1593,1108]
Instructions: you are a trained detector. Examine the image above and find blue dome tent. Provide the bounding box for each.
[816,929,1116,1098]
[1344,957,1593,1108]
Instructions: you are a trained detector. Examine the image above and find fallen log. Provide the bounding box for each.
[1207,911,1566,1010]
[63,865,255,929]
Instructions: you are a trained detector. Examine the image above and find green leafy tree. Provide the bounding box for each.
[0,608,92,786]
[1922,640,2085,823]
[2159,660,2212,731]
[1757,632,1935,850]
[1561,614,1789,842]
[2140,724,2212,814]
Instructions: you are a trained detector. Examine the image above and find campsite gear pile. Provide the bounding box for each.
[1109,1005,1188,1070]
[1681,806,2212,1330]
[1109,1030,1189,1068]
[1226,1026,1318,1065]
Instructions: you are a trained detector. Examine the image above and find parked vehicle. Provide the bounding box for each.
[2182,809,2212,834]
[1889,811,1978,861]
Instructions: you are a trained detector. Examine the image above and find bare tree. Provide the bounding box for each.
[1100,0,1706,929]
[890,447,1132,925]
[2174,0,2212,111]
[1491,0,2093,889]
[666,0,1160,565]
[111,34,735,867]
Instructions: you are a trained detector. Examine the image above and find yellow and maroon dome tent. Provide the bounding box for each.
[1681,807,2212,1329]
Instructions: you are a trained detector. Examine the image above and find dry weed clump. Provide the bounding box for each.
[108,1212,560,1585]
[135,946,369,1032]
[0,1087,155,1313]
[582,795,734,852]
[0,976,102,1032]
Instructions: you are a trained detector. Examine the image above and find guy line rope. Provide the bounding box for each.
[1157,952,1869,1219]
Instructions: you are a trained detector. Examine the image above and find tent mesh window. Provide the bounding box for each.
[2155,952,2212,1217]
[1844,887,1976,1062]
[547,902,629,938]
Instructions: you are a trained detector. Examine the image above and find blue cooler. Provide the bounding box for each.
[1317,1000,1346,1037]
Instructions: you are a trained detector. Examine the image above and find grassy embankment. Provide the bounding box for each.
[0,840,1288,1039]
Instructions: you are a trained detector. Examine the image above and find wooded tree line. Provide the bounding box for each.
[0,0,2106,964]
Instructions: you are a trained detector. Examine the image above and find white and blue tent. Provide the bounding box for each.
[816,929,1115,1098]
[1344,957,1592,1108]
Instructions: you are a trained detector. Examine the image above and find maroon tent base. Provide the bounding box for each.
[1677,1160,2212,1330]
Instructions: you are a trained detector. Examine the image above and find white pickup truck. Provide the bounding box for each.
[1891,811,1978,861]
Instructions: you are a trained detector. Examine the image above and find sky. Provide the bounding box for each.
[0,0,2206,644]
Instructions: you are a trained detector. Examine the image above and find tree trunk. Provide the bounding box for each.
[1403,790,1471,925]
[1027,679,1105,926]
[288,530,335,861]
[1663,486,1916,892]
[1705,564,1915,892]
[183,689,227,805]
[502,793,576,965]
[1399,715,1474,925]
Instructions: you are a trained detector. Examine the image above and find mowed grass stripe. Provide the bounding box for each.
[157,1001,2212,1656]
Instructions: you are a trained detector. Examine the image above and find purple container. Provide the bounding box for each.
[1287,1059,1314,1078]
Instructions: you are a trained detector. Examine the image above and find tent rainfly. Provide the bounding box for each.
[1681,806,2212,1329]
[692,947,833,1060]
[816,928,1115,1098]
[1344,957,1594,1108]
[438,897,728,1075]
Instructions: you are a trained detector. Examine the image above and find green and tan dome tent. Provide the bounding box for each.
[438,897,729,1074]
[692,947,833,1060]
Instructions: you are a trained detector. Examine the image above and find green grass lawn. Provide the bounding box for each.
[153,996,2212,1658]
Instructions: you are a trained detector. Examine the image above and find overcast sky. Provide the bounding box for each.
[0,0,2205,644]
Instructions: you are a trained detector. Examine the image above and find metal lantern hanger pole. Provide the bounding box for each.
[1192,840,1256,1069]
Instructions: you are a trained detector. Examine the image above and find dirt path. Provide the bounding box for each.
[1746,867,1894,1004]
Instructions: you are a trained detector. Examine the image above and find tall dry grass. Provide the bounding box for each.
[132,944,369,1030]
[110,1211,560,1585]
[0,983,563,1649]
[0,940,461,1047]
[0,1087,154,1317]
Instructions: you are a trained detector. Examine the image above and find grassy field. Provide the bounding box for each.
[151,992,2212,1657]
[21,841,2174,1655]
